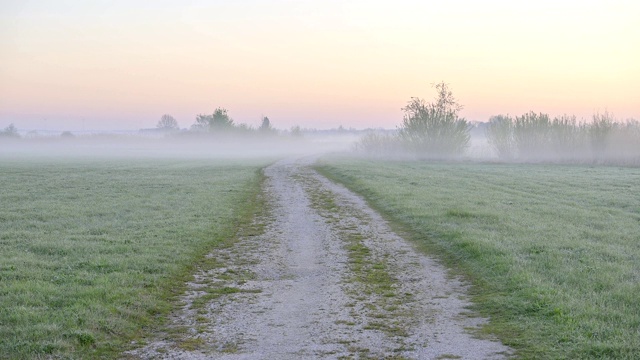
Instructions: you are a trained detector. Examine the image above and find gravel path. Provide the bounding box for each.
[125,157,513,359]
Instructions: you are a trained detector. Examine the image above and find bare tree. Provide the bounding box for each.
[157,114,179,131]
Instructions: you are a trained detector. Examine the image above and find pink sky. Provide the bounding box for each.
[1,1,638,131]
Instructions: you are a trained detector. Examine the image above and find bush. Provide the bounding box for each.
[512,112,553,160]
[0,124,20,138]
[604,119,640,165]
[398,83,470,158]
[485,111,640,164]
[589,111,614,157]
[355,132,403,157]
[486,115,515,160]
[191,108,234,132]
[548,115,587,159]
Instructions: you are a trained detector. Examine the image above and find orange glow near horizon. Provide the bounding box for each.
[1,1,638,131]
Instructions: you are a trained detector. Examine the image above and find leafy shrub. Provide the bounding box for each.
[548,115,588,159]
[486,115,515,160]
[191,108,235,132]
[486,110,640,164]
[398,83,470,158]
[589,111,614,157]
[354,132,404,157]
[512,112,553,160]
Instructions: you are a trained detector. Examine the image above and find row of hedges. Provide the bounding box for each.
[487,112,640,164]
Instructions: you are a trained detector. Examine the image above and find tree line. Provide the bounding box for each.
[156,109,276,135]
[357,82,640,164]
[485,112,640,163]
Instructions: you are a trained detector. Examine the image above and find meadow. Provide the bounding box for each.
[0,157,266,359]
[316,158,640,359]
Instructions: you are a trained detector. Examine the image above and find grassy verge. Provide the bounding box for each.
[315,158,640,359]
[0,157,268,359]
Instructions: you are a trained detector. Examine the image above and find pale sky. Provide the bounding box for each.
[1,0,638,131]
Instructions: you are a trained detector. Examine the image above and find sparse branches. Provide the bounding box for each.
[398,82,470,157]
[512,112,552,159]
[486,115,515,160]
[157,114,179,131]
[485,111,640,164]
[434,81,463,114]
[590,111,614,154]
[549,115,586,158]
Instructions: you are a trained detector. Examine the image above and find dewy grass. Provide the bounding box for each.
[0,157,267,359]
[316,158,640,359]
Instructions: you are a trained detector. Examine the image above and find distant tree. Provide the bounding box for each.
[290,125,303,137]
[235,123,253,133]
[512,112,553,159]
[398,82,470,157]
[259,116,273,133]
[60,131,75,138]
[193,108,234,132]
[590,111,615,154]
[486,115,515,160]
[548,114,586,158]
[156,114,179,130]
[0,124,20,138]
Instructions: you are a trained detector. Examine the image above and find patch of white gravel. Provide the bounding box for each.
[125,157,513,359]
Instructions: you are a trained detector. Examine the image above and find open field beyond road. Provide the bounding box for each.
[316,158,640,359]
[0,158,266,359]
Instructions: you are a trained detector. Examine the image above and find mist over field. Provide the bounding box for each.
[0,131,360,160]
[2,122,638,166]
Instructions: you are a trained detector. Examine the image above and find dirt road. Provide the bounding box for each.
[126,158,512,359]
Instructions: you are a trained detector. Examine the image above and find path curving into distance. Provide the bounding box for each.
[126,157,513,359]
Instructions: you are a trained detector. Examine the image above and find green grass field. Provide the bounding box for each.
[316,158,640,359]
[0,157,266,359]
